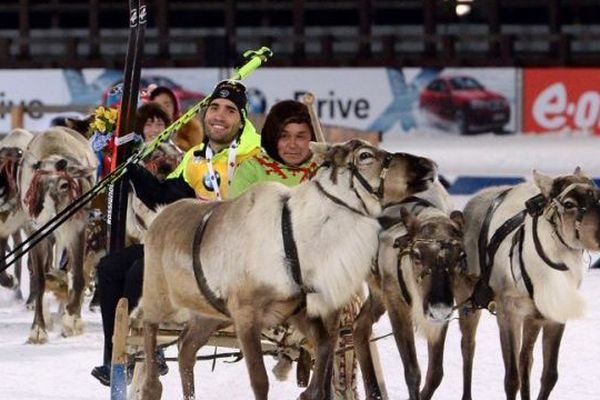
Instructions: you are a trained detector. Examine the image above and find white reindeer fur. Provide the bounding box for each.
[205,169,382,319]
[465,181,587,323]
[143,145,433,324]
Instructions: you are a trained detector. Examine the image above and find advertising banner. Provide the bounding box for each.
[0,67,517,136]
[245,67,517,136]
[0,68,219,131]
[524,68,600,134]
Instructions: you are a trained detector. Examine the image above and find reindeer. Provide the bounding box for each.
[353,181,468,400]
[138,139,436,400]
[459,168,600,400]
[19,126,97,343]
[0,129,33,300]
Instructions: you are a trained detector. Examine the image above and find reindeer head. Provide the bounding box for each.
[0,146,24,211]
[311,139,437,214]
[23,155,96,224]
[533,168,600,251]
[142,142,183,181]
[397,208,465,323]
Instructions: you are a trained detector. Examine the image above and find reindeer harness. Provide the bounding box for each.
[472,182,596,310]
[191,152,395,314]
[23,161,83,219]
[379,196,464,307]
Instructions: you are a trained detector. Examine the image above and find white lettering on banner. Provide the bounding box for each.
[532,83,567,130]
[532,82,600,131]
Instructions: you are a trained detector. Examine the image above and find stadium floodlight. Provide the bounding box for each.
[455,0,473,16]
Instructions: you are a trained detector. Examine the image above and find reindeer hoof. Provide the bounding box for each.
[61,313,84,337]
[297,391,314,400]
[141,379,162,400]
[27,325,48,344]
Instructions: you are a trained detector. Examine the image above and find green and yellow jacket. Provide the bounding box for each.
[230,151,317,198]
[128,121,260,209]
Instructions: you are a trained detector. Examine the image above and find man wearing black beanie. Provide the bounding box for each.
[91,79,261,386]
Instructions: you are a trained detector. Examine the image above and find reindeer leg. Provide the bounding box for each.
[231,309,269,400]
[519,316,542,400]
[62,232,85,337]
[458,307,481,400]
[0,237,17,291]
[27,241,51,344]
[12,231,24,300]
[496,305,522,400]
[452,276,482,400]
[178,316,230,400]
[353,290,387,400]
[536,322,564,400]
[420,323,449,400]
[297,311,338,400]
[383,289,420,400]
[141,322,162,400]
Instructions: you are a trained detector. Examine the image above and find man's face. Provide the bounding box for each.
[204,98,242,146]
[276,122,312,167]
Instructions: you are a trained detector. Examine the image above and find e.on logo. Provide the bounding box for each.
[524,68,600,134]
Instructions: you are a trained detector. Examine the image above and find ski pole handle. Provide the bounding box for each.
[137,46,273,161]
[233,46,273,80]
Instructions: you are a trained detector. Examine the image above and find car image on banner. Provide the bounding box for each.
[418,75,511,135]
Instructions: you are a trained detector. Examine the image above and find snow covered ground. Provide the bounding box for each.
[1,132,599,399]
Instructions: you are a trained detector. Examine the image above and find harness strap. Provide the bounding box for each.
[531,214,569,271]
[347,153,393,200]
[516,225,534,298]
[487,209,527,265]
[384,196,436,212]
[192,207,230,317]
[314,180,366,217]
[478,188,512,283]
[282,198,314,294]
[470,188,514,311]
[395,255,412,306]
[509,225,534,298]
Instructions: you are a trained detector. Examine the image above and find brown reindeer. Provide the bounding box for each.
[19,127,97,343]
[353,183,467,400]
[0,129,33,300]
[138,139,437,400]
[460,168,600,400]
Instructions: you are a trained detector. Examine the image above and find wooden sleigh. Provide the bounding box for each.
[109,297,388,400]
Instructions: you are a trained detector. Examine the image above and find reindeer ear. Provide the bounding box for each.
[533,170,554,199]
[573,166,587,177]
[309,142,332,166]
[66,115,95,138]
[450,210,465,230]
[400,207,418,236]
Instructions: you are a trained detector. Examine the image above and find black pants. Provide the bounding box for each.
[97,244,144,365]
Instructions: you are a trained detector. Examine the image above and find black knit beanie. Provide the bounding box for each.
[208,80,248,129]
[261,100,315,164]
